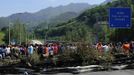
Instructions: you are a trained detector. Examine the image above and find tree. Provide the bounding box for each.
[0,31,5,44]
[9,20,27,44]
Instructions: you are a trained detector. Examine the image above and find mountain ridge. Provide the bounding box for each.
[0,3,94,29]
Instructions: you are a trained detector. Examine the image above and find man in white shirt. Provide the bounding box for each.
[103,44,109,53]
[6,45,11,56]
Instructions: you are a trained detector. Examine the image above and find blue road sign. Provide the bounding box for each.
[109,7,131,28]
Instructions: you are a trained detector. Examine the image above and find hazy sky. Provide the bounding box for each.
[0,0,105,17]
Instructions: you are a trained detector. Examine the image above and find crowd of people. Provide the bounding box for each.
[1,41,134,60]
[0,43,67,59]
[95,41,134,56]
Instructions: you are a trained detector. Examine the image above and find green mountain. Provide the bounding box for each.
[0,17,9,28]
[49,12,79,25]
[0,3,95,29]
[44,0,134,42]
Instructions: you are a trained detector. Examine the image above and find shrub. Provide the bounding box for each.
[58,43,101,66]
[76,43,100,65]
[29,51,40,65]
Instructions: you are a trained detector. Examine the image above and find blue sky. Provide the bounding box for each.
[0,0,105,17]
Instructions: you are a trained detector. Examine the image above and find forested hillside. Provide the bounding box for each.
[38,0,134,43]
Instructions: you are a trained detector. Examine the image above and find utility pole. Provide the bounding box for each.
[26,33,27,44]
[45,25,49,42]
[95,13,99,43]
[9,23,11,45]
[25,23,29,44]
[8,22,13,45]
[19,23,21,45]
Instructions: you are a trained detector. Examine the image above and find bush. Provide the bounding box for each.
[99,52,114,69]
[76,43,100,65]
[57,43,101,66]
[29,51,40,65]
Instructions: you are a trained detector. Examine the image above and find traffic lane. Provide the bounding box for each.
[4,70,134,75]
[78,70,134,75]
[49,70,134,75]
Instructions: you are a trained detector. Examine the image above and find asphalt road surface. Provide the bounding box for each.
[46,70,134,75]
[3,70,134,75]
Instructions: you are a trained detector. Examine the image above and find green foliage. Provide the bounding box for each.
[58,43,115,66]
[77,44,99,65]
[50,12,78,25]
[0,31,5,44]
[11,21,27,44]
[34,28,47,39]
[29,51,40,64]
[64,23,92,43]
[2,20,28,44]
[33,0,134,43]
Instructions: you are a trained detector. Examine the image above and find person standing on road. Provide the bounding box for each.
[96,42,103,53]
[96,42,103,57]
[43,44,49,57]
[6,45,11,57]
[103,44,109,53]
[130,41,134,54]
[54,43,58,55]
[122,42,130,56]
[28,44,34,55]
[49,44,54,56]
[0,45,4,59]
